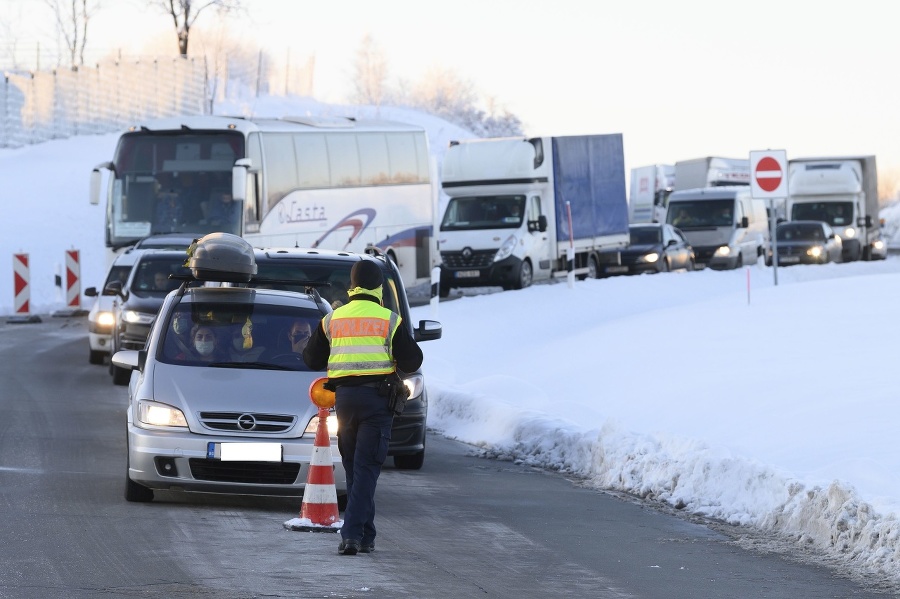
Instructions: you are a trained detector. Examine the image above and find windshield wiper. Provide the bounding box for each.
[207,361,294,371]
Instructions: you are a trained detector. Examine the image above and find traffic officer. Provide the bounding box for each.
[302,259,423,556]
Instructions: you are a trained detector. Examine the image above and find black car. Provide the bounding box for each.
[772,221,843,266]
[109,250,192,385]
[248,246,442,470]
[597,223,695,276]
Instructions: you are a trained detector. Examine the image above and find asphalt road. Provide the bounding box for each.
[0,316,892,598]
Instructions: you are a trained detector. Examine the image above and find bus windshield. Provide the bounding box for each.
[107,131,245,248]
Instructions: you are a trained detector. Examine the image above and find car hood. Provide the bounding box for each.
[121,294,167,315]
[148,361,321,434]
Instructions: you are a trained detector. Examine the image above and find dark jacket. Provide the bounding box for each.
[302,294,423,386]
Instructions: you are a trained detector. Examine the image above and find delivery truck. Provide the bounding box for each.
[785,155,886,261]
[629,164,674,223]
[438,134,629,296]
[673,156,750,191]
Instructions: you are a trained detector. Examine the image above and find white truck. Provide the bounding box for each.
[629,164,674,223]
[438,135,630,296]
[785,156,885,261]
[673,157,751,191]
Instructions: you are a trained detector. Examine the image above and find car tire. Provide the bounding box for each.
[89,349,105,365]
[112,364,131,386]
[394,450,425,470]
[124,443,154,503]
[512,260,533,290]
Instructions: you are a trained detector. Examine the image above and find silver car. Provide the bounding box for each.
[113,236,347,503]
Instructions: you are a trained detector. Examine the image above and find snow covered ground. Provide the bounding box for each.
[1,100,898,587]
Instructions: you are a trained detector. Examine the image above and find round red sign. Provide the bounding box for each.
[754,156,782,193]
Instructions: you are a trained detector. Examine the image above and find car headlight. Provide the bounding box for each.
[843,227,856,239]
[305,410,339,436]
[807,246,824,258]
[403,373,425,399]
[713,246,731,257]
[873,239,885,250]
[494,235,518,262]
[639,252,659,263]
[123,310,155,324]
[96,311,115,327]
[138,400,188,427]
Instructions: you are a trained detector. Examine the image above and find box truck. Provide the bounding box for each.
[785,156,885,261]
[438,135,629,296]
[665,186,769,270]
[629,164,674,223]
[673,157,750,191]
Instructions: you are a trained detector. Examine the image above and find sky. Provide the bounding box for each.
[4,0,900,183]
[1,92,900,588]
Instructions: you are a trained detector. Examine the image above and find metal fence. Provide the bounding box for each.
[0,57,208,148]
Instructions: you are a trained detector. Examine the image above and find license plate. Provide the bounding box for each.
[695,263,707,269]
[455,270,480,278]
[605,265,628,274]
[209,442,283,462]
[780,256,800,264]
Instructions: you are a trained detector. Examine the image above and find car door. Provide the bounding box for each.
[665,225,689,270]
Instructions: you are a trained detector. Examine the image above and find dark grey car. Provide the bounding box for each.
[597,223,695,276]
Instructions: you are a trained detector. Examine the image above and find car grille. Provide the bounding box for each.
[188,459,302,484]
[198,412,296,433]
[693,246,717,262]
[777,246,804,257]
[442,250,496,268]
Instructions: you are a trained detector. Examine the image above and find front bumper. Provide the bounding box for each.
[127,422,347,497]
[389,396,426,455]
[440,255,523,289]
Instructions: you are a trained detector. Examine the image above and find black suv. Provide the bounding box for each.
[249,246,442,470]
[109,250,192,385]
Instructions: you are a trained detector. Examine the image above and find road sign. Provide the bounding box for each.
[749,150,788,198]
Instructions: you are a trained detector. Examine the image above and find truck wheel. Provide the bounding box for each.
[512,260,533,290]
[586,255,599,279]
[438,281,451,298]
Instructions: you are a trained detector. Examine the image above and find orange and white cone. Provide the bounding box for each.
[285,379,342,533]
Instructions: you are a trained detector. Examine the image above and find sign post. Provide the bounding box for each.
[749,150,788,287]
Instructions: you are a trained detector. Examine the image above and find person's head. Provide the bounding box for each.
[191,325,217,358]
[289,320,312,352]
[172,312,190,336]
[220,191,233,205]
[348,259,384,303]
[154,270,168,289]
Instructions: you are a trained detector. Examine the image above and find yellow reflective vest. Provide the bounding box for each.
[324,300,400,378]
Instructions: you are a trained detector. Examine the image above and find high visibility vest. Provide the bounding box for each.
[324,301,400,378]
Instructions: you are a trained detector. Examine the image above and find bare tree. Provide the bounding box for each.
[150,0,241,58]
[44,0,100,68]
[350,34,388,105]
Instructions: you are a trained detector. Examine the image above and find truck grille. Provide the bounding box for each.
[442,250,496,268]
[199,412,296,433]
[188,459,302,484]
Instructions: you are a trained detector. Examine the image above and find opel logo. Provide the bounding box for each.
[237,413,256,431]
[462,247,473,261]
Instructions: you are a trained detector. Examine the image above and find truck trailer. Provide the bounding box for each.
[629,164,674,223]
[438,135,629,295]
[673,157,750,191]
[785,156,885,261]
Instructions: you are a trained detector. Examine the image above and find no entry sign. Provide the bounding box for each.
[749,150,788,198]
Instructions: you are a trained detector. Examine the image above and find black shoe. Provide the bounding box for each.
[338,539,360,555]
[359,542,375,554]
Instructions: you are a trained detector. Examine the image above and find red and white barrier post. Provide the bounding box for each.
[65,249,81,309]
[13,253,30,315]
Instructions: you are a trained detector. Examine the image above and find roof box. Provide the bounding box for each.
[188,233,257,283]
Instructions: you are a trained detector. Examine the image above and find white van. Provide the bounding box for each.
[665,186,769,270]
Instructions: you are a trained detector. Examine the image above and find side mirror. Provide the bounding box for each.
[84,286,98,298]
[537,215,548,233]
[104,280,124,297]
[111,349,140,371]
[740,216,749,228]
[414,319,442,342]
[667,239,677,247]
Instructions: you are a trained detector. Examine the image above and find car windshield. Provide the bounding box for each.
[440,195,526,231]
[667,199,734,228]
[252,259,402,315]
[629,227,661,245]
[777,224,825,242]
[157,301,325,371]
[130,256,190,297]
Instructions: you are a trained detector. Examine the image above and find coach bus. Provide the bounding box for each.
[89,115,437,288]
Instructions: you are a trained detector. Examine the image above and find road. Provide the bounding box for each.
[0,316,892,598]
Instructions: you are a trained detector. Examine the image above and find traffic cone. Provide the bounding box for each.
[284,380,342,533]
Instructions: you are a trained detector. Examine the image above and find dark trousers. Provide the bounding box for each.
[335,385,393,543]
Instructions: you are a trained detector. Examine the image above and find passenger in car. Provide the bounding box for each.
[178,324,221,362]
[166,312,193,357]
